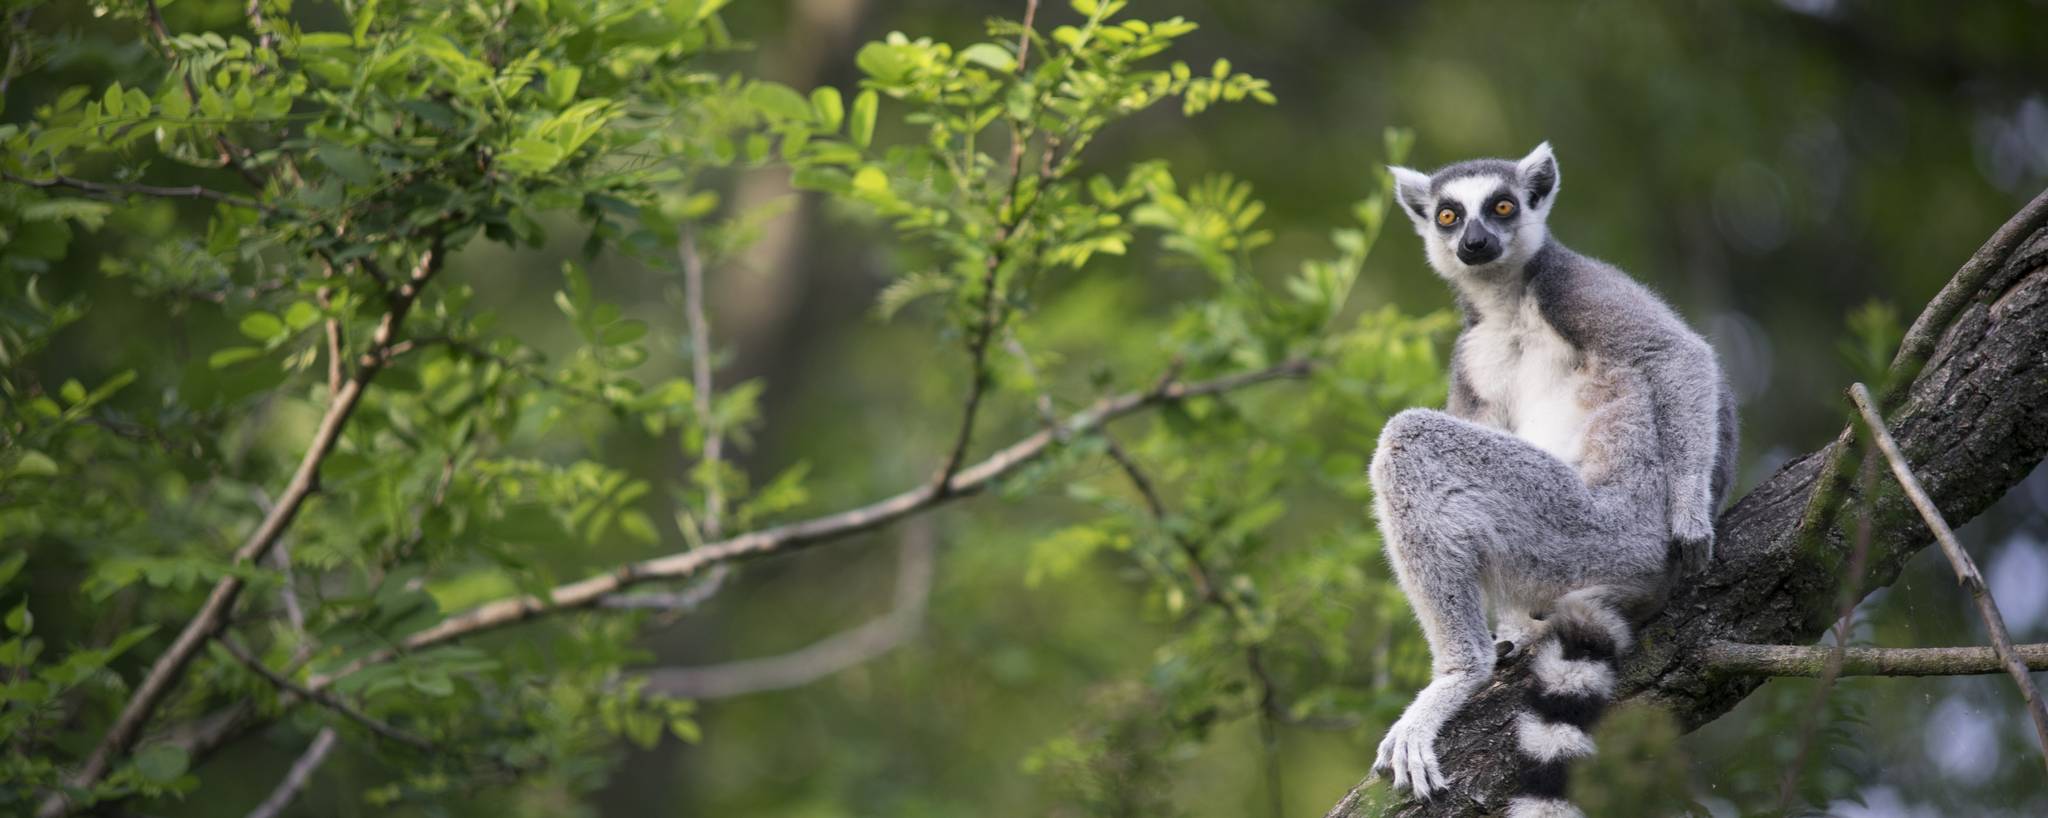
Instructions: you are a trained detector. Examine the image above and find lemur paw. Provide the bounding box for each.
[1671,513,1716,574]
[1373,714,1448,797]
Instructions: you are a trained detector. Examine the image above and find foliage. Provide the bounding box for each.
[0,0,1452,813]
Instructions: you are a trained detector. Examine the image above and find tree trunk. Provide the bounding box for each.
[1330,196,2048,817]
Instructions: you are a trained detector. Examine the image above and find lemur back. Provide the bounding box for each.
[1367,143,1736,816]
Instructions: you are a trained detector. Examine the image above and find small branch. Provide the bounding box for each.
[218,638,433,752]
[1704,642,2048,677]
[307,359,1312,686]
[641,521,935,699]
[679,224,734,607]
[243,727,336,818]
[1849,382,2048,771]
[1884,187,2048,408]
[932,0,1043,495]
[3,172,271,213]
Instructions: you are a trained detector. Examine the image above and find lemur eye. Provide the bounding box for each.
[1436,208,1457,226]
[1493,199,1516,217]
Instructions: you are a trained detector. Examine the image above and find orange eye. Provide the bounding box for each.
[1493,199,1516,217]
[1436,208,1457,226]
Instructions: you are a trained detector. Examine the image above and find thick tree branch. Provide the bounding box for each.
[1330,187,2048,817]
[1702,642,2048,677]
[1850,381,2048,767]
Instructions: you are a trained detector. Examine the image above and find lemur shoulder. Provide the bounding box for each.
[1367,143,1737,817]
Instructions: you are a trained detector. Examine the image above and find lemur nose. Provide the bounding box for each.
[1461,234,1488,251]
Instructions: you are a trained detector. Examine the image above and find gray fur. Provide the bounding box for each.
[1370,144,1737,799]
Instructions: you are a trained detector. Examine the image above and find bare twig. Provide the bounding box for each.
[218,638,432,752]
[243,728,336,818]
[1849,382,2048,771]
[42,244,445,816]
[307,359,1312,686]
[642,521,936,698]
[1704,642,2048,677]
[1884,187,2048,409]
[679,225,734,604]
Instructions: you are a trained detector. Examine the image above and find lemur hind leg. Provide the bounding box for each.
[1368,408,1612,797]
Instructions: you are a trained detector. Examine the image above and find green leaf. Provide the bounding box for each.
[849,90,878,149]
[238,311,286,342]
[601,320,648,346]
[21,199,114,230]
[315,142,377,185]
[103,81,125,117]
[11,451,58,478]
[810,87,844,132]
[133,745,189,784]
[4,602,28,634]
[960,43,1017,73]
[60,379,85,405]
[0,553,26,587]
[746,82,815,123]
[208,346,265,369]
[852,166,889,196]
[282,301,322,331]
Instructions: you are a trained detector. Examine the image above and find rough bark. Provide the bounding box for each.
[1330,200,2048,817]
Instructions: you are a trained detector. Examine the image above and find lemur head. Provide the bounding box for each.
[1388,142,1559,277]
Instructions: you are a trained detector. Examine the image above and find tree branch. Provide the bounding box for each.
[1329,187,2048,817]
[42,244,445,816]
[217,638,432,752]
[641,521,935,698]
[243,727,335,818]
[1702,642,2048,677]
[306,358,1312,688]
[2,172,272,213]
[1849,381,2048,769]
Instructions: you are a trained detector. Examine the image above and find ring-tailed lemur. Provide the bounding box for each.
[1367,143,1736,816]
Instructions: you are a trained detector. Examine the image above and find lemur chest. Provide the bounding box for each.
[1459,306,1595,466]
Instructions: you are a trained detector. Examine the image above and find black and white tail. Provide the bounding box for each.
[1506,594,1634,818]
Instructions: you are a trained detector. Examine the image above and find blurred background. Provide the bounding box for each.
[12,0,2048,815]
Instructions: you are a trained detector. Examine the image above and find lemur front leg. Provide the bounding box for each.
[1368,410,1525,797]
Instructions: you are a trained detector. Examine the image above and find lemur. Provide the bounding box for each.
[1368,143,1736,817]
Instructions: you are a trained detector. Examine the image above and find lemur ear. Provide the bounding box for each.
[1388,165,1434,226]
[1517,142,1559,210]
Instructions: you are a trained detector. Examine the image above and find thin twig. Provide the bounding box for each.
[931,0,1042,495]
[1704,642,2048,677]
[2,172,271,213]
[1849,382,2048,772]
[307,359,1314,687]
[243,727,336,818]
[679,224,734,603]
[218,638,433,752]
[642,521,935,698]
[1777,451,1877,810]
[41,244,445,816]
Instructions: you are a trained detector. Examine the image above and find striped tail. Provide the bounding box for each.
[1506,594,1633,818]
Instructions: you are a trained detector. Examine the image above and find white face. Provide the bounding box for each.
[1389,143,1560,279]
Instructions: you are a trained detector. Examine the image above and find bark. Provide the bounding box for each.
[1330,195,2048,817]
